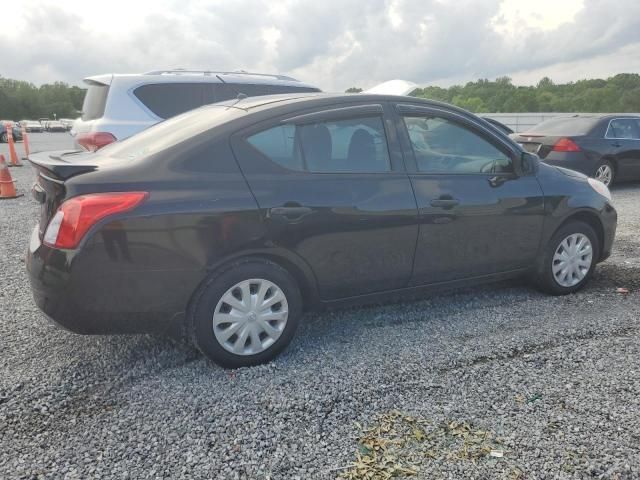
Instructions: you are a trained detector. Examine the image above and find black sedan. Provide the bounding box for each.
[511,114,640,186]
[26,94,617,368]
[0,122,23,143]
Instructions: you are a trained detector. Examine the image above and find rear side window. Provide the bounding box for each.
[135,83,321,118]
[104,105,244,160]
[403,116,512,174]
[81,83,110,121]
[205,83,320,104]
[134,83,205,119]
[247,116,391,173]
[606,119,640,139]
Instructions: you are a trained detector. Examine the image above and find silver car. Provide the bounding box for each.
[71,69,321,151]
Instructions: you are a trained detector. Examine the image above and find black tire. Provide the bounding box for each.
[534,221,600,295]
[188,258,302,368]
[593,159,615,187]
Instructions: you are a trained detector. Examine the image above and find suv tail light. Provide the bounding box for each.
[44,192,148,249]
[76,132,117,151]
[552,137,581,152]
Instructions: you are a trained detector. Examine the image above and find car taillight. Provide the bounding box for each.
[43,192,148,249]
[76,132,117,152]
[552,137,581,152]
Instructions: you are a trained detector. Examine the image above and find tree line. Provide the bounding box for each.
[0,76,85,120]
[347,73,640,113]
[2,73,640,120]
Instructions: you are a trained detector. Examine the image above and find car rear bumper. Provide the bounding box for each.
[542,152,599,177]
[26,226,196,335]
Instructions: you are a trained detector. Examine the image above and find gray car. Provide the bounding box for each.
[511,114,640,186]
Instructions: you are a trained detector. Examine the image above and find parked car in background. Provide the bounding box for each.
[511,114,640,186]
[21,120,44,133]
[72,69,321,151]
[59,119,75,130]
[27,93,616,368]
[482,117,514,135]
[0,122,23,142]
[45,121,67,132]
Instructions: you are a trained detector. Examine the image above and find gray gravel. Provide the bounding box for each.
[1,134,639,479]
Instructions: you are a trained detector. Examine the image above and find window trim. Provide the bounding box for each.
[604,117,640,141]
[281,104,384,125]
[395,104,519,176]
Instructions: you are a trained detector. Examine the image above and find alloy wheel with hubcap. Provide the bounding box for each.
[552,233,593,287]
[213,278,289,356]
[594,164,613,186]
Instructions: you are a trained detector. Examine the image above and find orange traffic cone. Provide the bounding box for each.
[0,154,22,199]
[20,123,30,160]
[5,122,23,167]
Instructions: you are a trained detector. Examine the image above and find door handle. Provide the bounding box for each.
[269,206,312,219]
[611,142,621,148]
[429,198,459,209]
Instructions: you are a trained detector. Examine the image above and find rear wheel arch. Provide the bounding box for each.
[186,251,318,322]
[601,155,617,172]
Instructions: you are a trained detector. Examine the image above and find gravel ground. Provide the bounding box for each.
[1,134,639,479]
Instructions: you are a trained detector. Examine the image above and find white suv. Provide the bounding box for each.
[72,69,321,151]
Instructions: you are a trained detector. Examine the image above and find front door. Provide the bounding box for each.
[606,118,640,180]
[393,104,546,285]
[231,103,419,300]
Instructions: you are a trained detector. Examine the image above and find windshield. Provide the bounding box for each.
[103,104,245,160]
[527,117,599,135]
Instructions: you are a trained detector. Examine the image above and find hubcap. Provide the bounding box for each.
[552,233,593,288]
[595,164,613,186]
[213,278,288,356]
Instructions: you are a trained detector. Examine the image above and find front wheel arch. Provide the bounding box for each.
[554,211,605,262]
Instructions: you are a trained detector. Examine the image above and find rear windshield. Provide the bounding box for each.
[134,82,320,119]
[527,117,599,135]
[81,83,110,121]
[103,104,244,160]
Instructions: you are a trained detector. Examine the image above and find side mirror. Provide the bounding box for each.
[519,152,539,175]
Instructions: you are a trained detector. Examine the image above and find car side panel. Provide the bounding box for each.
[534,163,617,261]
[27,140,268,333]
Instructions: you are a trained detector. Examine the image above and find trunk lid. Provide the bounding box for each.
[510,133,578,159]
[29,151,99,239]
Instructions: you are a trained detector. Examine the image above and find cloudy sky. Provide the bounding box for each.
[2,0,640,90]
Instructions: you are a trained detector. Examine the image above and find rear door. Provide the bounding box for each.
[231,103,419,300]
[605,118,640,180]
[393,103,545,285]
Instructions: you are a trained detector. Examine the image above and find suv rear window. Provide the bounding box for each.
[135,82,322,119]
[81,83,110,121]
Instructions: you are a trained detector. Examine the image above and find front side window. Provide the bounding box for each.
[247,116,391,173]
[403,116,512,174]
[606,119,640,139]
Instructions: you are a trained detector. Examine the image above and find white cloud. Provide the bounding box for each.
[1,0,639,90]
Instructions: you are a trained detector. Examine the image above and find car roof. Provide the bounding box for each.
[552,113,640,120]
[84,70,318,90]
[213,92,467,114]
